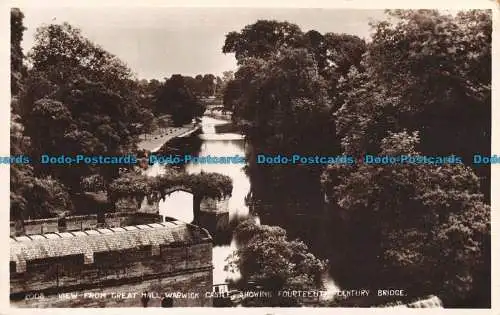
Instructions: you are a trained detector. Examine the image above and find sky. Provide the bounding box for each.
[19,7,388,80]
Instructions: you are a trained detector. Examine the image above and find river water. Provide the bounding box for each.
[144,116,339,295]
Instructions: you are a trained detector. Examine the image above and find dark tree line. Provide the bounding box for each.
[136,72,234,126]
[224,11,491,307]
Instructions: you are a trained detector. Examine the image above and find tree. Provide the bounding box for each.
[321,131,490,305]
[226,220,327,306]
[222,21,366,99]
[223,20,304,62]
[22,23,145,191]
[10,10,74,221]
[201,74,216,96]
[215,76,223,97]
[228,48,338,205]
[304,31,366,97]
[11,8,26,97]
[327,10,491,306]
[155,75,205,125]
[11,113,74,220]
[365,10,491,196]
[222,79,241,112]
[332,10,491,199]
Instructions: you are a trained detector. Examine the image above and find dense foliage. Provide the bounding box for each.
[107,169,233,207]
[10,10,74,220]
[10,9,230,220]
[335,10,491,196]
[19,22,146,192]
[155,74,205,125]
[324,10,491,306]
[322,131,490,303]
[222,20,367,205]
[11,8,26,96]
[226,220,327,306]
[224,10,491,307]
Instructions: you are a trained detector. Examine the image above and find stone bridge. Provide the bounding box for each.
[117,186,230,235]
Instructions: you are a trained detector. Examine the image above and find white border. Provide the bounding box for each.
[0,1,498,315]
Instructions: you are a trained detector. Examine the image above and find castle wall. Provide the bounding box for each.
[198,212,229,235]
[22,218,59,236]
[65,215,98,232]
[11,270,212,307]
[10,241,213,307]
[10,213,163,237]
[199,197,229,213]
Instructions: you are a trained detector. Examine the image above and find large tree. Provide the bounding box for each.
[326,10,491,306]
[11,10,73,220]
[321,131,490,305]
[22,23,146,191]
[223,21,366,99]
[360,9,491,195]
[223,20,304,62]
[155,74,205,126]
[226,220,327,306]
[230,48,338,206]
[11,8,26,97]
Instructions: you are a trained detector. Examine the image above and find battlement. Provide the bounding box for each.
[10,220,214,307]
[10,221,211,274]
[10,213,163,237]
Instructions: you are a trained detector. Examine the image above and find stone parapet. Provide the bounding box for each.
[10,220,213,307]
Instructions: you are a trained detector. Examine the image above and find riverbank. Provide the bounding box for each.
[137,123,200,152]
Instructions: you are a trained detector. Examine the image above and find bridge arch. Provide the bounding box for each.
[111,171,233,227]
[156,186,195,223]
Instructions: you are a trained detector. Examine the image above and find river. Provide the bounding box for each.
[144,115,339,296]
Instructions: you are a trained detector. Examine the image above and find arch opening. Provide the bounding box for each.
[158,190,194,223]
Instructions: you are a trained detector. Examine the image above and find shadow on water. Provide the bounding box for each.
[147,116,341,290]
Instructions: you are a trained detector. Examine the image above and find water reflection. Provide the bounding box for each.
[143,116,339,292]
[144,117,252,283]
[185,117,251,283]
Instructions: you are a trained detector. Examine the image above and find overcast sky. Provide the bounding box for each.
[19,7,387,79]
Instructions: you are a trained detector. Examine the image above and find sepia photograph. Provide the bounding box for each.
[7,2,493,310]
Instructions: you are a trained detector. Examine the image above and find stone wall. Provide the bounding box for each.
[198,212,229,235]
[103,213,130,228]
[65,215,98,232]
[22,218,59,236]
[115,196,140,212]
[103,213,162,228]
[10,213,162,237]
[200,197,229,213]
[11,270,212,307]
[11,242,213,307]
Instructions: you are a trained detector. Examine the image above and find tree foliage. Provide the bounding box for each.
[225,11,491,307]
[11,10,73,220]
[11,8,26,97]
[155,74,205,125]
[322,10,492,306]
[321,131,490,303]
[107,168,233,207]
[223,20,366,97]
[22,23,147,191]
[335,10,491,195]
[226,220,327,306]
[223,20,304,61]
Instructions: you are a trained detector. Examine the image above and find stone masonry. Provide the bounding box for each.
[10,221,213,307]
